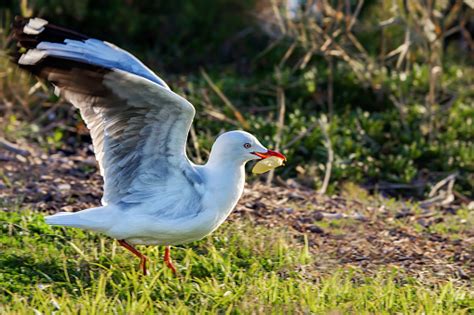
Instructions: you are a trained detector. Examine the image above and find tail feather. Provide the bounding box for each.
[45,207,114,233]
[45,212,87,228]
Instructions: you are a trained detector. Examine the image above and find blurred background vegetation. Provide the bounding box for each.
[0,0,473,199]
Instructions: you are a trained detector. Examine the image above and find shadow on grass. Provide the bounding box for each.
[0,253,94,298]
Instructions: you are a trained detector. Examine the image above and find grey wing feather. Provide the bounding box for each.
[75,70,205,218]
[10,17,205,218]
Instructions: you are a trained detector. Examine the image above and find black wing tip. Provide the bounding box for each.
[8,16,89,59]
[7,16,45,65]
[7,16,110,90]
[8,16,95,73]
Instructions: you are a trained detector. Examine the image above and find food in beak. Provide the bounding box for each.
[252,155,286,174]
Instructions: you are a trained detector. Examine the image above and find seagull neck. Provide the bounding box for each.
[206,153,245,171]
[204,155,246,195]
[205,150,246,181]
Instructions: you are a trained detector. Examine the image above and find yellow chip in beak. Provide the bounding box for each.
[252,156,285,174]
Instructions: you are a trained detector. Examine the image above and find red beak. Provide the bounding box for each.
[252,149,286,161]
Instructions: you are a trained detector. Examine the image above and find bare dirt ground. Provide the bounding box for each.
[1,147,473,284]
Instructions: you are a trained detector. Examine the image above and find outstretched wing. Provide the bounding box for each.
[10,17,204,218]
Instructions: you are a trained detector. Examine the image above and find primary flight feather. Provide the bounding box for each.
[9,17,286,274]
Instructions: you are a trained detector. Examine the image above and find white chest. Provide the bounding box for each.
[199,164,245,228]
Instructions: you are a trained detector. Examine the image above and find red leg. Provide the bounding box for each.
[164,246,177,274]
[118,240,148,275]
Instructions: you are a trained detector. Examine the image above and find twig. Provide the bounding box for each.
[389,95,408,130]
[253,37,283,62]
[347,32,369,57]
[31,102,61,125]
[266,84,286,185]
[420,193,455,208]
[189,125,202,164]
[327,55,334,117]
[279,42,297,68]
[200,68,249,129]
[397,28,411,69]
[460,16,474,50]
[427,64,442,143]
[270,0,286,35]
[203,109,241,127]
[275,176,289,188]
[318,115,333,195]
[320,212,366,221]
[347,0,364,32]
[453,191,472,204]
[282,121,318,150]
[0,137,30,156]
[420,173,458,208]
[428,172,457,198]
[12,89,32,119]
[200,89,242,126]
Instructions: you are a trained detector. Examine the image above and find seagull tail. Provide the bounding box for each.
[45,212,83,227]
[45,207,113,232]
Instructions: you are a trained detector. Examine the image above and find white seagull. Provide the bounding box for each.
[10,17,286,274]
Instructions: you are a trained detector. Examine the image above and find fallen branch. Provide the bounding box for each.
[428,172,457,197]
[419,173,458,208]
[453,191,472,204]
[420,193,455,209]
[319,212,366,221]
[0,137,30,157]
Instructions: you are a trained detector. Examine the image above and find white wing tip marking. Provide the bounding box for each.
[18,49,48,65]
[23,17,48,35]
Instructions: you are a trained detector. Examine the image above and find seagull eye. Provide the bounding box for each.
[243,143,252,149]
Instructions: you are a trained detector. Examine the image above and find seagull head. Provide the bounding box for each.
[208,130,286,165]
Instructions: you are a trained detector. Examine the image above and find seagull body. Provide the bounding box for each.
[10,17,285,273]
[51,150,246,247]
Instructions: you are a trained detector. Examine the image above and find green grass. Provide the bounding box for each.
[427,208,474,242]
[1,211,473,314]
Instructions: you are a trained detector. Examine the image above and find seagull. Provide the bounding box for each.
[9,17,286,274]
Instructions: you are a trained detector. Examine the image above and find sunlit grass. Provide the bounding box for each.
[1,210,473,314]
[428,207,474,241]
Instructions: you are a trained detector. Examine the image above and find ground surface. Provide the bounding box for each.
[1,148,474,313]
